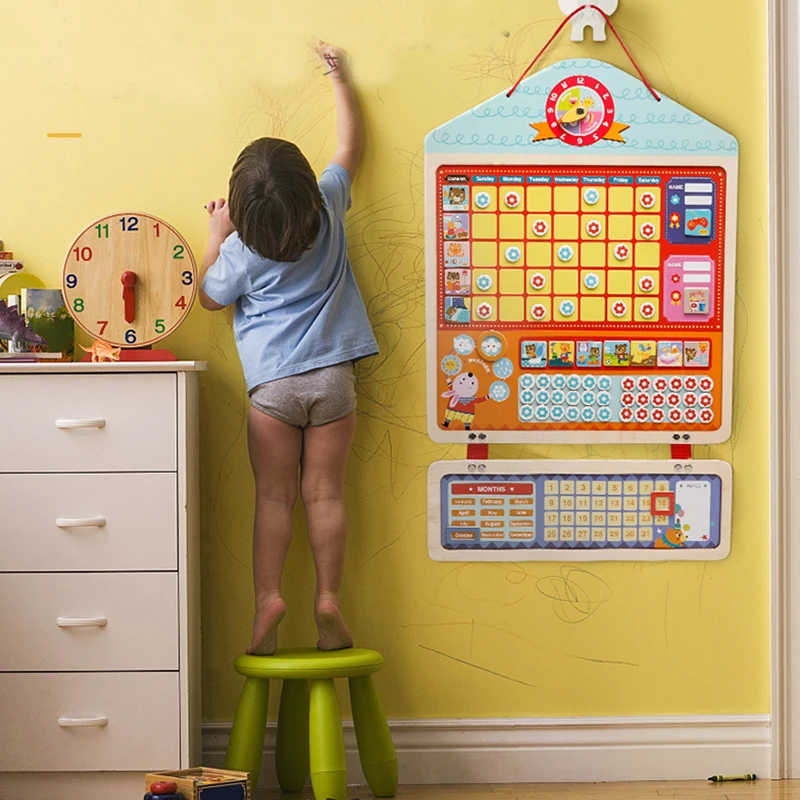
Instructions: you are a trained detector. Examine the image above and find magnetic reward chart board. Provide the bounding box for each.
[425,59,738,444]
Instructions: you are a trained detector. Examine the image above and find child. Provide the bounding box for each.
[199,42,378,655]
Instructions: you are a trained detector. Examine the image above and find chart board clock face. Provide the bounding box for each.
[62,213,197,348]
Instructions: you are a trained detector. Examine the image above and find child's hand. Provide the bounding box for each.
[206,197,235,242]
[314,40,348,82]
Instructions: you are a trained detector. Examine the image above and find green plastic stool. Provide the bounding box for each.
[225,648,398,800]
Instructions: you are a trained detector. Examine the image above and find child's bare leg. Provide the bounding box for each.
[247,407,302,655]
[301,411,357,650]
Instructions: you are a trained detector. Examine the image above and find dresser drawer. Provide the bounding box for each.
[0,671,180,771]
[0,573,178,671]
[0,472,178,571]
[0,373,176,471]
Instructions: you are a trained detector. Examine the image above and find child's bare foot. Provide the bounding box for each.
[247,594,287,656]
[315,592,353,651]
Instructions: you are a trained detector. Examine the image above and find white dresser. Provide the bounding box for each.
[0,361,205,800]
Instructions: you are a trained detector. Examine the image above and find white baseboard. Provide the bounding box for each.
[203,714,771,786]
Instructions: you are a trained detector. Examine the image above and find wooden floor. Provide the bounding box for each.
[260,781,800,800]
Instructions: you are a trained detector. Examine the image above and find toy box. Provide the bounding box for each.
[144,768,249,800]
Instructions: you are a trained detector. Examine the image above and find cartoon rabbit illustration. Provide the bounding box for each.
[442,371,490,430]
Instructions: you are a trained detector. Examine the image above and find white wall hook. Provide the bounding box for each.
[557,0,619,42]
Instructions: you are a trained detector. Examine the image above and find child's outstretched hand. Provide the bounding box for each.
[206,197,235,242]
[314,40,348,83]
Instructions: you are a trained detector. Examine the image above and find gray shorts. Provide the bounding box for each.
[249,362,357,428]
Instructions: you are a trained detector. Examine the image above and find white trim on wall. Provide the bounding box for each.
[203,715,769,787]
[769,0,799,779]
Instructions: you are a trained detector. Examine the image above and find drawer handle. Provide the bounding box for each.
[56,516,107,528]
[57,616,108,628]
[58,716,109,728]
[55,417,107,429]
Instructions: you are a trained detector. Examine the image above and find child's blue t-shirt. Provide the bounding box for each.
[202,163,379,392]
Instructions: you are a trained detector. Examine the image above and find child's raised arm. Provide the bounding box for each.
[199,198,235,311]
[316,42,363,181]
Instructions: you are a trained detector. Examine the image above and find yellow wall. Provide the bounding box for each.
[0,0,768,720]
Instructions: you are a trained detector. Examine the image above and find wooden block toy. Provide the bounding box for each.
[144,768,249,800]
[150,781,179,795]
[0,252,14,259]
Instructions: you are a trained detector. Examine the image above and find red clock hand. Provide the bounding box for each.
[121,271,137,324]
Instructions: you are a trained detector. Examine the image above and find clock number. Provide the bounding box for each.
[155,319,165,334]
[119,216,139,232]
[175,296,187,309]
[125,328,137,344]
[65,273,78,289]
[73,298,84,313]
[73,246,92,261]
[173,245,185,259]
[97,320,108,335]
[181,270,193,285]
[153,222,160,237]
[95,223,109,238]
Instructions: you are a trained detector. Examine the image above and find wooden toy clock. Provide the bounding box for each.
[62,213,197,359]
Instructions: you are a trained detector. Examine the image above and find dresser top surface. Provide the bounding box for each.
[0,361,207,374]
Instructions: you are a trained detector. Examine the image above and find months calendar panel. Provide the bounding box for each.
[428,164,734,444]
[427,460,732,561]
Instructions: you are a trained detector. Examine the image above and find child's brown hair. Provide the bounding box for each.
[228,137,322,262]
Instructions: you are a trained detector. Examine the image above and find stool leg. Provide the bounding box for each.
[349,675,398,797]
[225,677,270,791]
[308,678,347,800]
[276,679,310,792]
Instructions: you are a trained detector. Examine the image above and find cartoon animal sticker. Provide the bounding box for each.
[655,503,690,549]
[603,340,629,367]
[442,185,469,211]
[576,340,602,367]
[442,371,490,430]
[548,340,575,367]
[630,340,657,367]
